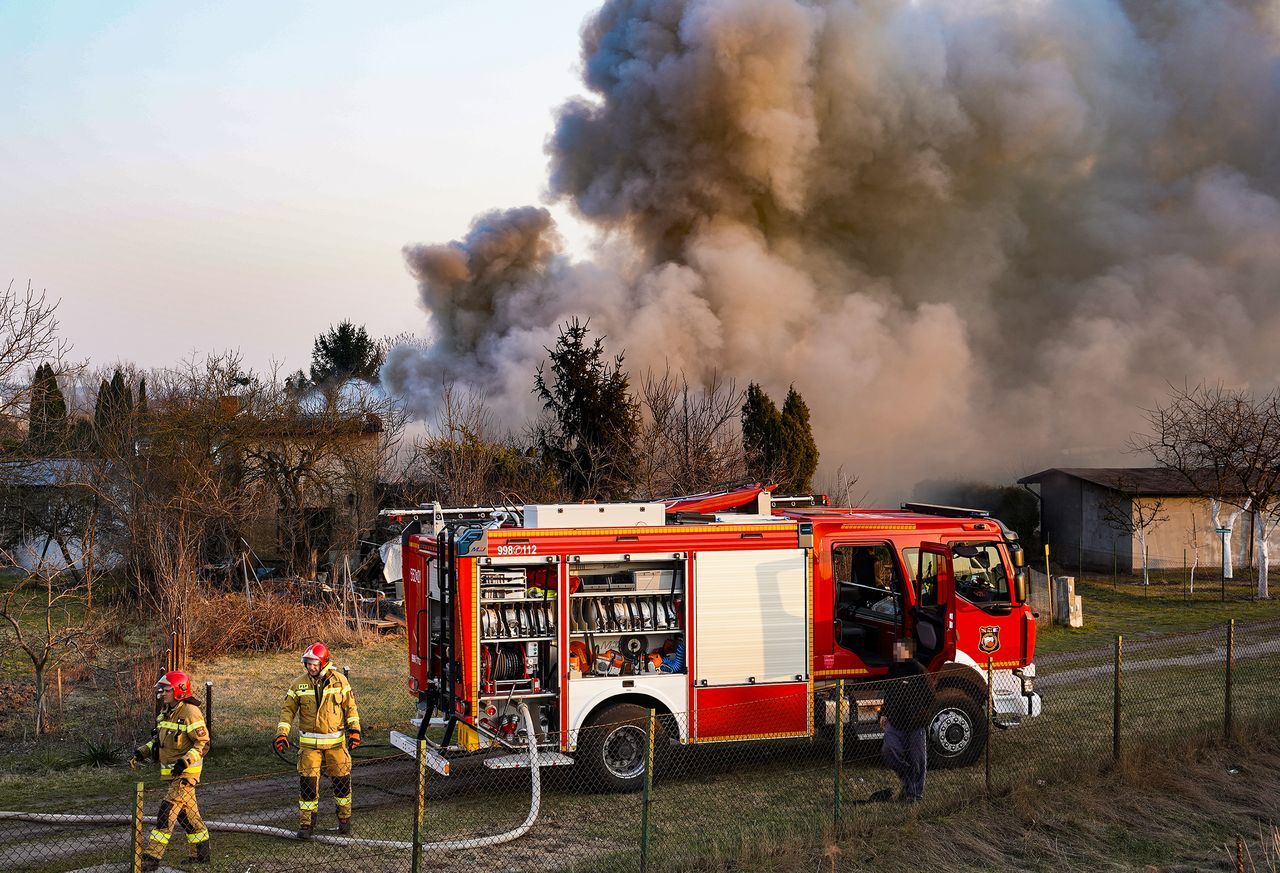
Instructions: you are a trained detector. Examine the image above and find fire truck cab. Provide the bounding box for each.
[395,486,1040,791]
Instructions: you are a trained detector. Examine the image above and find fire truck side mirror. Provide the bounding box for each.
[1009,543,1026,568]
[1014,567,1029,603]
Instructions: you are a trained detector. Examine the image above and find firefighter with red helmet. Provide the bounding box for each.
[130,670,211,869]
[276,642,362,838]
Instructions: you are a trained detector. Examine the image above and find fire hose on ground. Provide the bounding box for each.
[0,703,543,852]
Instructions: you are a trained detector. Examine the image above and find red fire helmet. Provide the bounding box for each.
[156,670,194,700]
[301,642,331,669]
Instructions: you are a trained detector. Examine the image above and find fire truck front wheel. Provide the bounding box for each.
[579,703,663,793]
[928,688,987,768]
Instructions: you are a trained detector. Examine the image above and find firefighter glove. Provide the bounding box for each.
[347,729,361,751]
[274,734,289,754]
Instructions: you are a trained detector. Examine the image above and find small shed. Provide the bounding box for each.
[1017,468,1266,574]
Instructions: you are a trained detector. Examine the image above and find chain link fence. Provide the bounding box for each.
[1,619,1277,872]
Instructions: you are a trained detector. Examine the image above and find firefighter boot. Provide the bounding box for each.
[338,817,352,835]
[141,857,161,872]
[183,841,212,865]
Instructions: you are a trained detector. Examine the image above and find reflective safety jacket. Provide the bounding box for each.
[140,700,210,782]
[277,665,361,749]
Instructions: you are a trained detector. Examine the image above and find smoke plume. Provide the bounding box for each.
[386,0,1280,500]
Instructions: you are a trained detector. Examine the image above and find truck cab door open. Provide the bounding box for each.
[911,542,955,665]
[831,543,907,667]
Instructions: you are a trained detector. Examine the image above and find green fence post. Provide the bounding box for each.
[1113,635,1123,764]
[985,658,993,799]
[1224,619,1235,742]
[640,708,655,873]
[131,781,144,873]
[834,680,844,827]
[412,739,427,873]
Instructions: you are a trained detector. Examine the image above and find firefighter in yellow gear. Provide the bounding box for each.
[131,671,211,869]
[276,642,362,838]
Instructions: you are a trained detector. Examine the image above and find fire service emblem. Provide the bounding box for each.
[978,626,1001,654]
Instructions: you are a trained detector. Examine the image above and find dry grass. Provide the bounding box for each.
[182,589,360,660]
[676,720,1280,873]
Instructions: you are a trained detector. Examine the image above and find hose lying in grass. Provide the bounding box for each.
[0,702,542,852]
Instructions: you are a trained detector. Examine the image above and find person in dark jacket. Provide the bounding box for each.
[879,639,934,803]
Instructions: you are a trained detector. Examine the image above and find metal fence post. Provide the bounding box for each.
[204,681,213,741]
[412,738,427,873]
[131,781,144,873]
[985,658,993,799]
[834,681,844,826]
[640,708,656,873]
[1113,635,1123,763]
[1224,619,1235,741]
[1044,544,1054,624]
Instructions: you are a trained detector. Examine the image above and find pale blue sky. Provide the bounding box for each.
[1,1,600,374]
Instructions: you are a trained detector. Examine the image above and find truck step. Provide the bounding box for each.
[483,752,574,770]
[409,716,454,729]
[389,730,452,776]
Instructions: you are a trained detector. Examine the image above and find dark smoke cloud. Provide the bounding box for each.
[387,0,1280,499]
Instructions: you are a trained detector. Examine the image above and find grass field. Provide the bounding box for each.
[1033,573,1280,657]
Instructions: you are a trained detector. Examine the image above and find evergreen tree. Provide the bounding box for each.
[534,318,639,500]
[94,368,134,435]
[309,321,383,386]
[137,376,147,413]
[741,382,784,484]
[27,363,67,449]
[92,378,112,432]
[780,386,819,493]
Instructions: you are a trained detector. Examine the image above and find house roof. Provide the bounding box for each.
[0,458,90,488]
[1016,467,1235,496]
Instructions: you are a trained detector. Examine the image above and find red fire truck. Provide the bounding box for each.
[393,485,1041,790]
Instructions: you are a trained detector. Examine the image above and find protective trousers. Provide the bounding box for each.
[297,744,352,826]
[881,724,927,801]
[144,779,210,862]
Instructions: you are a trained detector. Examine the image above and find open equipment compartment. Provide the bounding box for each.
[566,560,686,678]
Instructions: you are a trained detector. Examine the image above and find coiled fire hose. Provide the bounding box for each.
[0,703,543,851]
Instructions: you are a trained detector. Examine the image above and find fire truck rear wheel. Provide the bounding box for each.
[927,688,987,768]
[579,703,663,793]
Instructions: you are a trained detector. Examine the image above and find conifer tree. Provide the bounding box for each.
[780,386,819,494]
[534,318,639,500]
[27,363,67,449]
[741,383,784,484]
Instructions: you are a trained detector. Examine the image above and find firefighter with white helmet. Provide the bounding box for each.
[130,670,211,869]
[276,642,362,838]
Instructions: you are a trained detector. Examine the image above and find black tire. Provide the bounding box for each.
[927,688,987,768]
[578,703,663,793]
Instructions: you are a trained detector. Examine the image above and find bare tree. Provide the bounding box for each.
[82,353,258,627]
[0,546,96,735]
[1100,479,1168,587]
[1133,384,1280,599]
[236,368,405,579]
[1185,511,1202,595]
[400,383,550,507]
[1,281,68,421]
[634,367,746,499]
[1208,497,1250,580]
